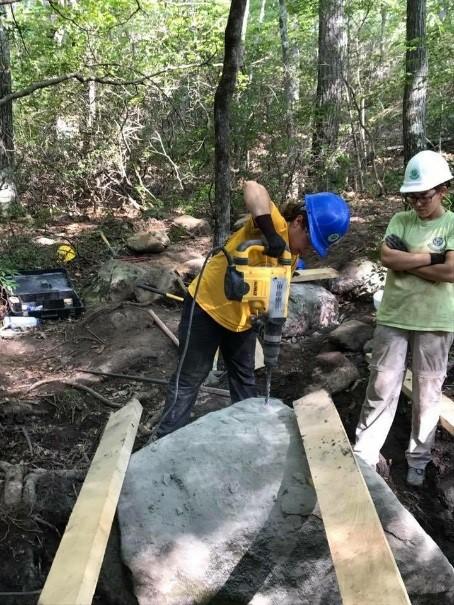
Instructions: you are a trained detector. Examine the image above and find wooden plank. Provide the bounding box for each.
[401,368,454,436]
[147,308,179,347]
[366,354,454,436]
[294,390,411,605]
[38,398,142,605]
[291,267,339,283]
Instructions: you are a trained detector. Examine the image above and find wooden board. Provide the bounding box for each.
[366,354,454,437]
[294,390,411,605]
[401,368,454,435]
[291,267,339,283]
[38,398,142,605]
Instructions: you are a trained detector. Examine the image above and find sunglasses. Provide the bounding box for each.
[406,189,438,205]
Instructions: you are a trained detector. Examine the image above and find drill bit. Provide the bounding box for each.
[265,367,272,405]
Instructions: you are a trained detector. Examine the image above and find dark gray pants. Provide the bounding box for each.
[157,296,257,437]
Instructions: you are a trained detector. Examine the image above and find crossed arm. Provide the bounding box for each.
[381,245,454,283]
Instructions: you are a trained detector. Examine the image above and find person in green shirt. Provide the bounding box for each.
[354,150,454,487]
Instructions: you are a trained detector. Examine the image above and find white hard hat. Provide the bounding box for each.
[400,150,453,193]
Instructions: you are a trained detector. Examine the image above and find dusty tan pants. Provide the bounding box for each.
[354,325,453,469]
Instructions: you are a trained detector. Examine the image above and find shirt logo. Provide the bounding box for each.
[428,236,445,252]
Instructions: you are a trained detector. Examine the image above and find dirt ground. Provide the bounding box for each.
[1,194,454,603]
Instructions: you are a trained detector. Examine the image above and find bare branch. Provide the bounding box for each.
[48,0,145,34]
[10,5,30,58]
[150,130,184,189]
[0,59,213,106]
[0,0,23,5]
[48,0,90,33]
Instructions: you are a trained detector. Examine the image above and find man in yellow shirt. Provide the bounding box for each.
[354,151,454,487]
[156,180,350,438]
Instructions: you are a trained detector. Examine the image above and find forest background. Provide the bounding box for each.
[0,0,453,261]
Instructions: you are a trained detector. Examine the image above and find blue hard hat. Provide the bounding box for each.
[304,192,350,257]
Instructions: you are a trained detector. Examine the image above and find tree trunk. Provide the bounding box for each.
[311,0,346,189]
[213,0,247,247]
[0,8,16,213]
[403,0,427,165]
[278,0,300,140]
[239,0,249,68]
[278,0,301,201]
[259,0,266,23]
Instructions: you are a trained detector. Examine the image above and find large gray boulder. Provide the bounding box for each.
[328,258,385,298]
[118,399,454,605]
[96,259,178,303]
[127,230,170,253]
[284,283,339,337]
[173,215,211,236]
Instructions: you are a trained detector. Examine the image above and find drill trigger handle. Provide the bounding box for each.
[235,240,291,264]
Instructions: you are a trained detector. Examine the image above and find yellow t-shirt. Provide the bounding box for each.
[188,203,297,331]
[377,209,454,332]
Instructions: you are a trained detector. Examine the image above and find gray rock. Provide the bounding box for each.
[96,259,178,303]
[177,256,205,280]
[328,319,374,351]
[309,351,360,394]
[284,283,339,337]
[127,230,170,253]
[233,214,249,230]
[358,459,454,602]
[173,215,211,236]
[118,398,454,605]
[363,337,374,354]
[328,258,385,297]
[0,177,17,214]
[438,475,454,510]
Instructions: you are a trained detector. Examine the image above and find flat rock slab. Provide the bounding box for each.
[118,398,454,605]
[328,319,374,351]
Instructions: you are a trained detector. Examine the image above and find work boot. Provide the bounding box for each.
[406,467,425,487]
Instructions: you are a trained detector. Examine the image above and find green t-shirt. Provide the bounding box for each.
[377,209,454,332]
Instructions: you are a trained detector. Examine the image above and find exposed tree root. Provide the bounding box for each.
[27,379,122,409]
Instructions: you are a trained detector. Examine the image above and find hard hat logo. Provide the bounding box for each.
[327,233,340,243]
[409,168,420,180]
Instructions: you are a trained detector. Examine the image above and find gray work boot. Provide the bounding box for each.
[406,467,425,487]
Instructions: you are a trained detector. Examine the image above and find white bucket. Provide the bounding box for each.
[373,289,384,310]
[3,316,40,329]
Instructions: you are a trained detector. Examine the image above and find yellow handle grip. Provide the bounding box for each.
[234,240,292,264]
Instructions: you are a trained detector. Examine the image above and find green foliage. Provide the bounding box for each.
[443,193,454,212]
[1,0,453,217]
[168,223,190,243]
[0,236,57,270]
[0,261,17,291]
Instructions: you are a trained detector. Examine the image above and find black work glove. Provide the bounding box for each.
[430,253,445,265]
[254,213,287,258]
[385,234,408,252]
